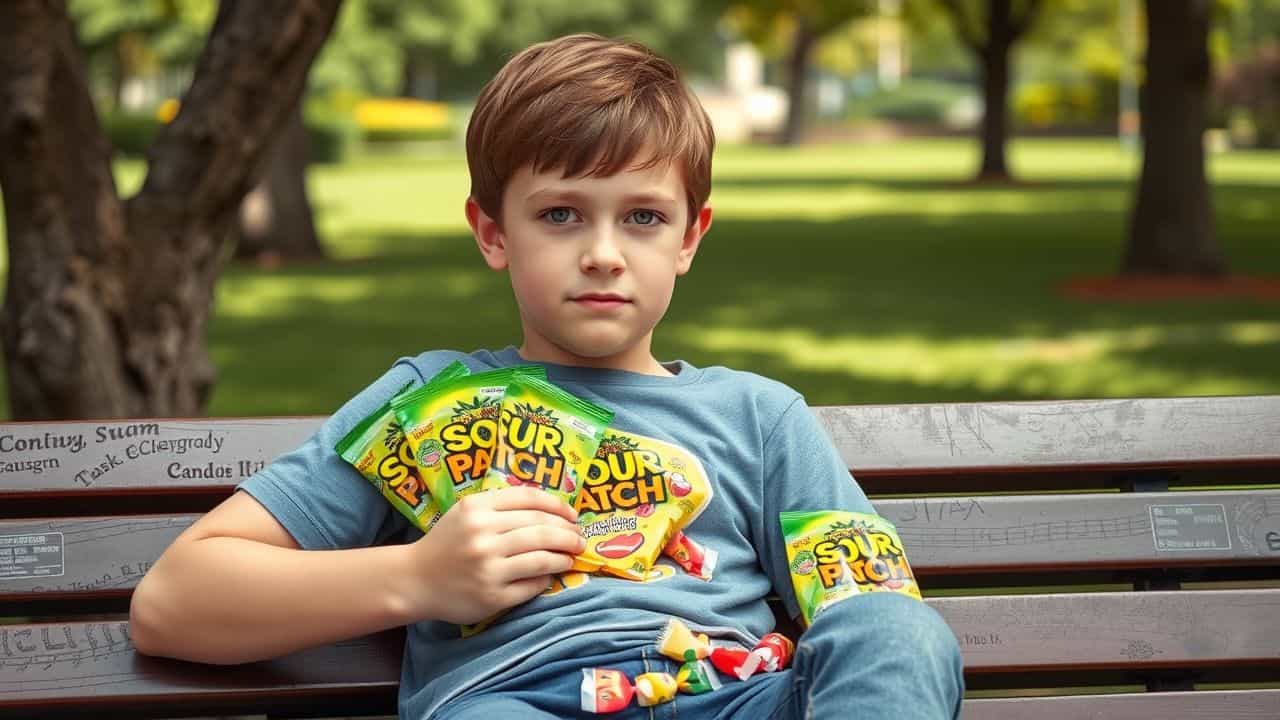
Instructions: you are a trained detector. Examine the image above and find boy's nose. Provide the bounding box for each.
[580,230,625,275]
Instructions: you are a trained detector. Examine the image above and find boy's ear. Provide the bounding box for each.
[466,196,508,270]
[676,205,713,276]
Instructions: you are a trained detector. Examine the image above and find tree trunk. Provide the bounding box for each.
[234,107,325,264]
[1123,0,1225,276]
[0,0,341,421]
[779,17,816,146]
[977,0,1014,181]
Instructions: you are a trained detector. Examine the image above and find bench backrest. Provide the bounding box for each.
[2,395,1279,718]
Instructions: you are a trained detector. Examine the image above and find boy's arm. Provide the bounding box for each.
[130,357,584,664]
[759,397,877,621]
[129,485,584,665]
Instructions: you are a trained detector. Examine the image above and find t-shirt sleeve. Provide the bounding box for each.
[759,396,875,620]
[236,359,426,550]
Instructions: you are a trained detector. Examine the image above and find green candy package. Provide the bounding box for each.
[392,365,546,512]
[479,374,615,507]
[780,510,922,627]
[335,361,470,531]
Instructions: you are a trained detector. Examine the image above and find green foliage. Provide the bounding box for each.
[848,79,973,123]
[101,111,162,156]
[314,0,729,101]
[305,116,362,164]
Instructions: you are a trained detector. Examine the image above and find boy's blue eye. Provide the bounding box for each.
[629,210,661,226]
[544,207,576,224]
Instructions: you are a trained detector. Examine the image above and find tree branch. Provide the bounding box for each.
[131,0,342,230]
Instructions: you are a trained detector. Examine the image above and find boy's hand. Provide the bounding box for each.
[402,486,585,625]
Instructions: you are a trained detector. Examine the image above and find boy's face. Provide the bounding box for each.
[467,155,712,373]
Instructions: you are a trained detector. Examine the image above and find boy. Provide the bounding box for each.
[130,34,962,719]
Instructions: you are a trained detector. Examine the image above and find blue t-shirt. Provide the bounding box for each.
[238,347,873,719]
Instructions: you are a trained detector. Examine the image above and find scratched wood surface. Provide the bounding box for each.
[1,395,1277,498]
[963,689,1280,720]
[813,395,1280,474]
[3,590,1278,716]
[4,490,1278,607]
[0,623,401,718]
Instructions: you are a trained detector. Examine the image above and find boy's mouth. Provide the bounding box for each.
[571,293,630,309]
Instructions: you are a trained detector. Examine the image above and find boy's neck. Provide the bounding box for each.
[516,337,674,377]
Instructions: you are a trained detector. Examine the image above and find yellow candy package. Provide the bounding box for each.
[780,511,922,627]
[479,375,614,507]
[571,431,713,580]
[392,365,546,511]
[334,362,469,531]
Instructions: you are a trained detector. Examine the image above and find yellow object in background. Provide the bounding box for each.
[354,98,449,130]
[156,98,181,124]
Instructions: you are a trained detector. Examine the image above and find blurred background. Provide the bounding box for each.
[0,0,1277,420]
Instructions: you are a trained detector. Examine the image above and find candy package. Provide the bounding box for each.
[572,431,712,580]
[392,365,546,511]
[780,510,922,627]
[335,362,470,531]
[479,374,614,507]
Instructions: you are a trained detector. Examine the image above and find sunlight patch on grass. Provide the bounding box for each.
[671,321,1280,400]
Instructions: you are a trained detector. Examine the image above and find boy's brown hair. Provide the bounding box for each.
[466,33,715,226]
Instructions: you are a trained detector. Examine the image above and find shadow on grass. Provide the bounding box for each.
[2,156,1276,418]
[204,194,1280,415]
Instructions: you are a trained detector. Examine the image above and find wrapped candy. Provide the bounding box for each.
[663,530,718,581]
[634,672,678,706]
[676,659,721,695]
[580,668,677,713]
[709,634,795,681]
[581,668,633,714]
[657,617,711,663]
[709,645,754,681]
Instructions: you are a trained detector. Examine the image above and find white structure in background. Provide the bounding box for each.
[878,0,903,90]
[695,42,787,143]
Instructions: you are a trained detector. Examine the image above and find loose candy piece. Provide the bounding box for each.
[736,633,796,678]
[709,645,755,681]
[663,530,718,581]
[676,659,721,695]
[657,617,711,663]
[634,672,678,707]
[581,668,634,714]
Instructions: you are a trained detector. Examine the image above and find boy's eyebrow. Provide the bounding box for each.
[524,188,679,207]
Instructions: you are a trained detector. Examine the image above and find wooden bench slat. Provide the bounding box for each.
[816,395,1280,474]
[963,689,1280,720]
[0,623,401,719]
[5,490,1280,610]
[934,589,1280,672]
[880,489,1280,574]
[3,491,1276,610]
[4,590,1278,716]
[2,395,1277,501]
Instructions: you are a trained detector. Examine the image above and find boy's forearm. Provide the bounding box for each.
[130,537,420,665]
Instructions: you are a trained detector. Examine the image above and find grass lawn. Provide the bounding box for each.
[1,138,1277,417]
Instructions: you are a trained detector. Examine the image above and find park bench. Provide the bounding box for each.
[1,394,1278,719]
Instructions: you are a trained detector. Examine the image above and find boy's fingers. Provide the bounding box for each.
[486,486,578,522]
[497,525,586,557]
[502,574,556,605]
[500,550,576,583]
[492,510,581,536]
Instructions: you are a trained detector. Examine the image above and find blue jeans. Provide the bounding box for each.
[434,593,963,719]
